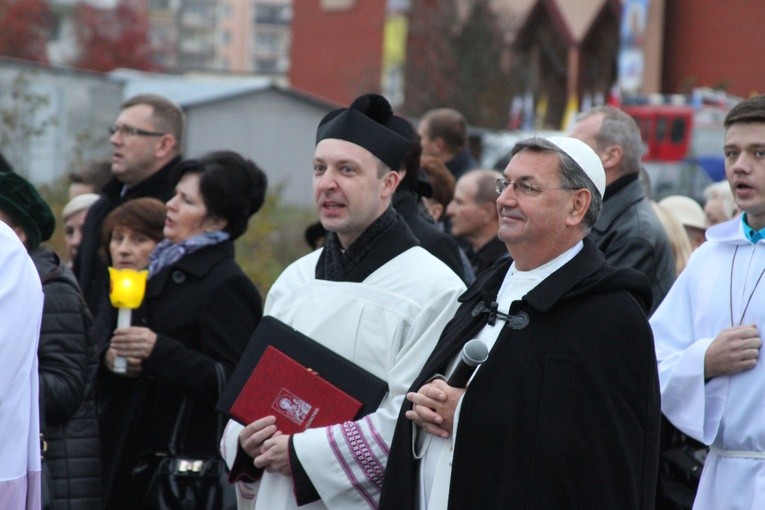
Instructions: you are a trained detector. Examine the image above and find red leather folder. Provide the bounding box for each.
[217,316,388,430]
[228,345,363,433]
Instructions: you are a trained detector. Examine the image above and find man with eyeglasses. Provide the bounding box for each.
[74,93,184,318]
[380,136,660,510]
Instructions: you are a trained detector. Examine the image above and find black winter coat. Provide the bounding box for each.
[467,235,510,277]
[445,148,479,180]
[74,157,180,318]
[393,188,472,283]
[97,241,262,509]
[32,247,101,510]
[380,239,661,510]
[588,174,676,314]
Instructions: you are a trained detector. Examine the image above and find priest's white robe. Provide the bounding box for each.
[651,218,765,510]
[0,222,44,509]
[222,247,465,509]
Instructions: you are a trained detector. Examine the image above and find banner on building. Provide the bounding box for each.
[617,0,649,95]
[382,0,410,109]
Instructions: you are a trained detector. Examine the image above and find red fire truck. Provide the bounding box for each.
[621,90,735,200]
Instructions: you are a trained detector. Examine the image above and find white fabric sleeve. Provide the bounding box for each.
[651,266,724,444]
[0,224,43,482]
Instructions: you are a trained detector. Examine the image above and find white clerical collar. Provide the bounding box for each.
[496,240,584,307]
[507,240,583,279]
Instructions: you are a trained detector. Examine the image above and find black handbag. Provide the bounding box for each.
[656,417,707,510]
[136,363,236,510]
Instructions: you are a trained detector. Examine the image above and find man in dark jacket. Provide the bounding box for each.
[74,94,184,318]
[418,108,479,180]
[570,105,675,314]
[0,170,101,509]
[570,106,682,508]
[379,137,660,510]
[393,141,474,283]
[446,169,509,276]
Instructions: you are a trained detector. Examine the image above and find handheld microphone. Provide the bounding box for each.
[447,339,489,388]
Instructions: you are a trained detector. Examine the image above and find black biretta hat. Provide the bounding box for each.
[316,93,415,170]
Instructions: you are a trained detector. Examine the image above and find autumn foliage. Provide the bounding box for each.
[0,0,52,63]
[73,0,156,72]
[404,0,514,129]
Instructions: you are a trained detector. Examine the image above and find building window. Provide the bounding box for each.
[255,4,292,24]
[320,0,355,11]
[256,59,279,73]
[255,33,280,53]
[50,15,63,40]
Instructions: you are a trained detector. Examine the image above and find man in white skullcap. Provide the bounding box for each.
[0,221,44,508]
[380,136,661,510]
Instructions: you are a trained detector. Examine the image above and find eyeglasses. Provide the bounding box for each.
[495,178,575,197]
[108,125,166,137]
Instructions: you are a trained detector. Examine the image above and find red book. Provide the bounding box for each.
[217,316,388,429]
[229,345,363,434]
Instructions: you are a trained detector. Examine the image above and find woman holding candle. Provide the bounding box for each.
[100,197,167,271]
[91,199,166,370]
[98,151,266,509]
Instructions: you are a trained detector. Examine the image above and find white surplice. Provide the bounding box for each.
[221,247,465,509]
[651,218,765,510]
[0,222,44,509]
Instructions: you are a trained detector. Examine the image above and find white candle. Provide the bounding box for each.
[113,307,131,374]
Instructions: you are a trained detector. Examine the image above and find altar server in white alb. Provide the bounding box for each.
[0,220,44,508]
[652,94,765,509]
[221,93,465,509]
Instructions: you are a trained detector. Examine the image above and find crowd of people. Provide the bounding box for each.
[0,89,761,510]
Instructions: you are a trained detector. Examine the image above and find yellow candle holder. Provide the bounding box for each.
[108,267,148,309]
[108,267,148,374]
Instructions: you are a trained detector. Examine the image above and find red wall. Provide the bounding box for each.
[289,0,388,106]
[663,0,765,97]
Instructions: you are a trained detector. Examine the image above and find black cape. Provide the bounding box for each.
[379,238,660,510]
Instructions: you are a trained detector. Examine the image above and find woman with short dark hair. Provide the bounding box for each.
[98,151,267,509]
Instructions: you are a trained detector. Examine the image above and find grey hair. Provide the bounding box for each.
[463,168,504,204]
[510,137,603,228]
[576,106,643,176]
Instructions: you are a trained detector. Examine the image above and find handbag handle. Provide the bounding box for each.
[213,362,227,441]
[166,362,227,456]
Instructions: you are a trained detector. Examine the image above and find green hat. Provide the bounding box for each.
[0,172,55,249]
